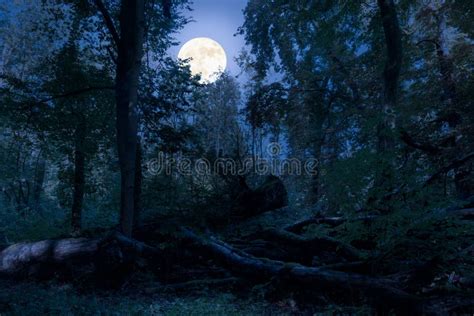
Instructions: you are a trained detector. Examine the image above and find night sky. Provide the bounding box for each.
[170,0,248,78]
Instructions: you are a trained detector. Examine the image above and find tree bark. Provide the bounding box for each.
[0,238,100,277]
[115,0,146,237]
[71,116,86,235]
[434,12,458,123]
[133,138,143,230]
[284,214,376,233]
[251,229,361,260]
[0,233,161,278]
[432,12,472,199]
[371,0,402,206]
[32,153,46,214]
[377,0,402,116]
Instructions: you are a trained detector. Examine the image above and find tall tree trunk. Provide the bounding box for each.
[309,95,331,206]
[435,41,472,199]
[33,152,46,214]
[377,0,402,151]
[115,0,146,237]
[372,0,402,206]
[71,116,86,235]
[435,12,458,124]
[379,0,402,102]
[308,137,323,205]
[133,138,142,230]
[432,12,471,199]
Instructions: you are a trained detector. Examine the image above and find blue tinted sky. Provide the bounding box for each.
[170,0,248,77]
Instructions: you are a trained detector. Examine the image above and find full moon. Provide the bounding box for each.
[178,37,227,84]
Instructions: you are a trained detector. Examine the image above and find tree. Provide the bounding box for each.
[239,0,473,211]
[403,0,474,200]
[195,73,242,158]
[40,43,114,234]
[369,0,403,208]
[0,1,76,218]
[92,0,190,237]
[239,1,370,207]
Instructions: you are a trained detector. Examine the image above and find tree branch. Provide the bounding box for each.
[22,86,115,111]
[424,152,474,187]
[416,38,440,49]
[400,130,441,155]
[377,0,402,105]
[285,214,376,233]
[93,0,121,48]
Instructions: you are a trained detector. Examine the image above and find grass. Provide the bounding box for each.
[0,281,286,316]
[0,279,377,315]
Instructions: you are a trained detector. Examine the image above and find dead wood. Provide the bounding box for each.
[180,228,421,313]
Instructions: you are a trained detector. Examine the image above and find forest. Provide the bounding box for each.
[0,0,473,315]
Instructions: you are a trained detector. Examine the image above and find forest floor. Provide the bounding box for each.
[0,278,368,315]
[1,206,473,315]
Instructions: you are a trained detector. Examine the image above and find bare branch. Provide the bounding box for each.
[93,0,121,48]
[400,130,441,155]
[416,38,441,49]
[19,86,115,116]
[35,86,115,105]
[424,152,474,187]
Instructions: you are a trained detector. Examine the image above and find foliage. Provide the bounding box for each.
[238,0,474,212]
[0,0,473,313]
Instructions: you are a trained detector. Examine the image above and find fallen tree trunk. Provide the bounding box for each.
[1,227,471,313]
[0,232,162,279]
[180,228,421,313]
[0,237,100,277]
[285,215,376,233]
[231,239,292,262]
[243,228,363,263]
[284,207,473,235]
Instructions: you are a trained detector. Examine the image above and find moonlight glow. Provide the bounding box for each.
[178,37,227,83]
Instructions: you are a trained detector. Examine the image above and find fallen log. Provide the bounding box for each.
[180,228,421,313]
[232,239,292,262]
[243,228,363,262]
[0,237,100,277]
[285,215,376,233]
[284,207,473,235]
[0,232,162,279]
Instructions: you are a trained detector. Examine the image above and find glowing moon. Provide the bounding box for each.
[178,37,227,83]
